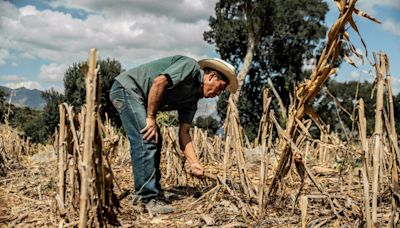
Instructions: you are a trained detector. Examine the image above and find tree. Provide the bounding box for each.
[205,0,329,140]
[42,89,66,139]
[156,111,179,127]
[314,80,375,137]
[5,104,47,143]
[9,106,41,129]
[0,88,8,121]
[0,88,7,106]
[63,58,124,126]
[23,115,48,143]
[391,91,400,135]
[19,89,65,144]
[195,116,220,135]
[63,62,85,109]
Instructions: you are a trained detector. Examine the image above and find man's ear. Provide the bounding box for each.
[205,73,213,81]
[209,71,217,79]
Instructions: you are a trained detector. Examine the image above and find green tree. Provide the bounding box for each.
[9,106,42,129]
[0,88,7,106]
[205,0,329,140]
[391,91,400,135]
[42,89,65,139]
[195,116,220,135]
[63,58,123,126]
[6,104,48,143]
[156,111,179,127]
[63,62,85,109]
[23,115,48,143]
[20,89,65,144]
[314,80,375,137]
[0,88,8,121]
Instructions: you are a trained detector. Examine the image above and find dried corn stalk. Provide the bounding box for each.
[371,52,385,227]
[55,49,119,227]
[0,100,36,176]
[358,98,371,228]
[268,0,381,196]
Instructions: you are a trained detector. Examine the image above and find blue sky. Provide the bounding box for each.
[324,0,400,94]
[0,0,399,95]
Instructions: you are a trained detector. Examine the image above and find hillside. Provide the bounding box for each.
[0,86,46,110]
[195,97,220,121]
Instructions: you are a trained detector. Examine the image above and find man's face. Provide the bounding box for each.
[202,72,228,98]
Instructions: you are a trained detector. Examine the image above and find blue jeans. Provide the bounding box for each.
[109,80,162,202]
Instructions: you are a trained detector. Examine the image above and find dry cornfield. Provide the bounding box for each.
[0,0,399,227]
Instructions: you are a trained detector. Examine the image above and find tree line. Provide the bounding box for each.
[0,58,123,143]
[2,65,399,144]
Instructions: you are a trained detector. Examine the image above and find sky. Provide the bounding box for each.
[324,0,400,94]
[0,0,399,96]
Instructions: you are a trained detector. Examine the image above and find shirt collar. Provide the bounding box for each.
[199,69,204,83]
[198,70,204,98]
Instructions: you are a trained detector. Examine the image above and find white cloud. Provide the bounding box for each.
[391,77,400,96]
[47,84,65,94]
[50,0,218,23]
[382,19,400,37]
[39,63,68,81]
[0,49,10,66]
[19,5,40,17]
[0,1,217,70]
[195,97,220,121]
[326,0,400,17]
[350,71,360,79]
[302,58,316,71]
[392,78,400,95]
[0,75,27,81]
[0,1,19,19]
[349,48,364,66]
[4,81,42,90]
[356,0,400,15]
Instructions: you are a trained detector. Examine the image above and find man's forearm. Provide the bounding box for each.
[179,123,204,176]
[179,131,199,165]
[147,75,169,118]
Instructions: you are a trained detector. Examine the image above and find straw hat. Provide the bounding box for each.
[198,58,238,93]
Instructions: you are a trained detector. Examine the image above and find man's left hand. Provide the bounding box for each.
[141,117,158,143]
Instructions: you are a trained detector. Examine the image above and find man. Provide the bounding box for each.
[109,55,237,214]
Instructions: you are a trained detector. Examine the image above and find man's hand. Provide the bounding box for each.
[141,117,158,143]
[190,162,204,176]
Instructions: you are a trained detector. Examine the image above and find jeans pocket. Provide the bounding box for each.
[112,98,124,112]
[110,88,127,113]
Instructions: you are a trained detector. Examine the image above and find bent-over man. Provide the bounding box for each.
[109,55,238,214]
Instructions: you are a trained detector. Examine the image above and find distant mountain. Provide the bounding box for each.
[0,86,46,110]
[0,85,222,114]
[195,97,220,121]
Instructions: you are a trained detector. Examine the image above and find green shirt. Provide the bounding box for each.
[115,55,202,124]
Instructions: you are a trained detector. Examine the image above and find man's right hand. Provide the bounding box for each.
[141,117,158,143]
[190,162,204,176]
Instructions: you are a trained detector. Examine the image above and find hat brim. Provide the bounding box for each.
[198,59,238,93]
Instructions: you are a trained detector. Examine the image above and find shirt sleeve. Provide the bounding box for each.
[161,56,198,88]
[178,103,197,124]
